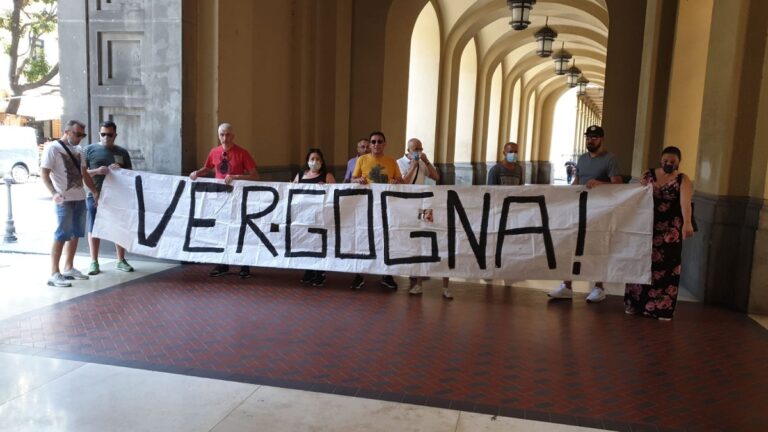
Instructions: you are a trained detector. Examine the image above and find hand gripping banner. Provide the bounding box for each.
[93,169,653,284]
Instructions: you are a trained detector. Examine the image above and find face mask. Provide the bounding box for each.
[308,161,321,171]
[505,152,518,163]
[100,136,109,145]
[662,164,676,174]
[66,137,74,146]
[411,151,421,161]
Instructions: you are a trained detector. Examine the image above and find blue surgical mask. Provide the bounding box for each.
[506,153,518,163]
[412,151,421,161]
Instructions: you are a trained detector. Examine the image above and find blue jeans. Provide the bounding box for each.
[54,200,86,241]
[86,195,97,233]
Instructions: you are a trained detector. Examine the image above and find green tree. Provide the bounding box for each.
[0,0,58,115]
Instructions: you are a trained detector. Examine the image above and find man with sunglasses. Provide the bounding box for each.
[350,131,403,291]
[190,123,259,278]
[40,120,98,287]
[548,125,623,303]
[83,120,134,275]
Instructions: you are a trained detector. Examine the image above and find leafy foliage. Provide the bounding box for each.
[0,0,59,114]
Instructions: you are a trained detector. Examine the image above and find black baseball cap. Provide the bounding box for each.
[584,125,604,137]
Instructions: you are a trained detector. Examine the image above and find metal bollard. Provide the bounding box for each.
[3,175,17,243]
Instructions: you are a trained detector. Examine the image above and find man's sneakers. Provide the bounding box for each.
[47,272,72,287]
[442,288,454,300]
[350,274,365,290]
[549,283,606,303]
[300,270,315,284]
[88,261,100,275]
[312,272,326,287]
[116,259,134,272]
[209,264,230,277]
[61,268,89,280]
[408,284,423,295]
[238,266,252,279]
[89,260,134,275]
[585,286,606,303]
[381,275,398,290]
[548,283,573,299]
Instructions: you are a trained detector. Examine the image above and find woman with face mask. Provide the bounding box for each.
[624,146,694,321]
[292,148,336,286]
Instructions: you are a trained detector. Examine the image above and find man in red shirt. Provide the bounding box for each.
[190,123,259,278]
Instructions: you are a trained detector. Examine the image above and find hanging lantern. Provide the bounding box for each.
[533,17,557,57]
[576,75,589,96]
[566,60,581,87]
[507,0,537,31]
[552,42,572,75]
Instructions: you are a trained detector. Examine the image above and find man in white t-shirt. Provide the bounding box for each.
[396,138,453,299]
[396,138,439,185]
[40,120,97,287]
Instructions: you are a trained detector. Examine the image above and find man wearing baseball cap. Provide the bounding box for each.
[549,124,623,302]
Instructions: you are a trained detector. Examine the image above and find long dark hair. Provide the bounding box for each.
[661,146,682,161]
[302,147,327,176]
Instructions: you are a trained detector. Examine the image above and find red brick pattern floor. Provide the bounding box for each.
[1,265,766,432]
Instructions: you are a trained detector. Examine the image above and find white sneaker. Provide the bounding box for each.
[548,283,573,299]
[586,286,606,303]
[47,272,72,287]
[408,284,423,295]
[442,288,453,300]
[61,268,89,280]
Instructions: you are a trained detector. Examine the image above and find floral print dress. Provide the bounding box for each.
[625,170,683,320]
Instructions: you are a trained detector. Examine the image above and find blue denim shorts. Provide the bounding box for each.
[54,200,86,241]
[86,195,97,233]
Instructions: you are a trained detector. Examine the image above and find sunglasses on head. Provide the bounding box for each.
[100,133,115,138]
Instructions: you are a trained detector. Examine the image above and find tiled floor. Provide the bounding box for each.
[0,253,766,431]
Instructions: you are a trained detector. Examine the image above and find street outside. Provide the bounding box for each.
[0,176,63,254]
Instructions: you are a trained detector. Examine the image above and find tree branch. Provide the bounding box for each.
[15,62,59,93]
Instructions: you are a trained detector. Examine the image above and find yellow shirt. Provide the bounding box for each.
[352,154,402,184]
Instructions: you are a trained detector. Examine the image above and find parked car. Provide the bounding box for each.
[0,125,40,183]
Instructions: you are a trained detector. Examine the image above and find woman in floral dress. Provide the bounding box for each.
[625,146,695,321]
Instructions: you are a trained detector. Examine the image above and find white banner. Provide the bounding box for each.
[93,169,653,283]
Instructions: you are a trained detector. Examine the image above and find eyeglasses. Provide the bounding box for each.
[219,152,229,174]
[585,136,600,140]
[100,133,114,138]
[370,139,385,144]
[73,132,87,138]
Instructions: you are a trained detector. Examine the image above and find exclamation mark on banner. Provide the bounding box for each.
[572,191,588,275]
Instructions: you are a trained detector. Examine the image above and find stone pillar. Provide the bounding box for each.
[631,0,677,178]
[681,0,768,311]
[59,0,89,127]
[602,0,647,175]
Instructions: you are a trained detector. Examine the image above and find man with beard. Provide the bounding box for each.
[548,125,623,303]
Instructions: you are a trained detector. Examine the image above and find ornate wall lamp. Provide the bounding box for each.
[552,42,572,75]
[566,60,582,87]
[534,17,557,57]
[576,75,590,96]
[507,0,536,31]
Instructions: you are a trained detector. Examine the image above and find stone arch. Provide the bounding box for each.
[433,0,609,163]
[381,0,432,152]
